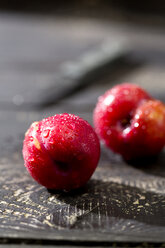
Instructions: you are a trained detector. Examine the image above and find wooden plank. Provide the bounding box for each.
[0,107,165,243]
[0,151,165,243]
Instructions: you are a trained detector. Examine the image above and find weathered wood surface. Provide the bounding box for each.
[0,13,165,246]
[0,106,165,244]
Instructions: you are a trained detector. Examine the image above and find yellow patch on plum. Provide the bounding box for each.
[148,111,164,122]
[33,137,41,150]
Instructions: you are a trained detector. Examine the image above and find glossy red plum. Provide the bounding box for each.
[23,113,100,190]
[93,83,165,160]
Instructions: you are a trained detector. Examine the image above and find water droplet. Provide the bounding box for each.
[108,107,113,113]
[107,130,111,135]
[134,122,139,128]
[43,129,50,138]
[123,127,131,136]
[104,95,115,106]
[70,123,75,129]
[135,114,140,119]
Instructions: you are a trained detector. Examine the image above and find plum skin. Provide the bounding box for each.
[93,83,165,160]
[23,113,100,191]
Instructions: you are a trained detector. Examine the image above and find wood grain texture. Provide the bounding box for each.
[0,141,165,243]
[0,100,165,243]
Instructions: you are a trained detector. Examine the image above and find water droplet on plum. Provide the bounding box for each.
[43,129,50,138]
[134,122,139,128]
[107,130,111,135]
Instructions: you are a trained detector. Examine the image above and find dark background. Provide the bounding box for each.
[1,0,165,21]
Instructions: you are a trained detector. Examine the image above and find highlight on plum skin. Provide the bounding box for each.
[23,113,100,191]
[93,83,165,160]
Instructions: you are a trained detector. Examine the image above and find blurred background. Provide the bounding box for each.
[0,0,165,109]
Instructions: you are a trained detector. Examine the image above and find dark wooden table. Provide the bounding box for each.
[0,13,165,247]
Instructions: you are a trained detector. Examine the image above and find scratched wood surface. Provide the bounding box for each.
[0,13,165,246]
